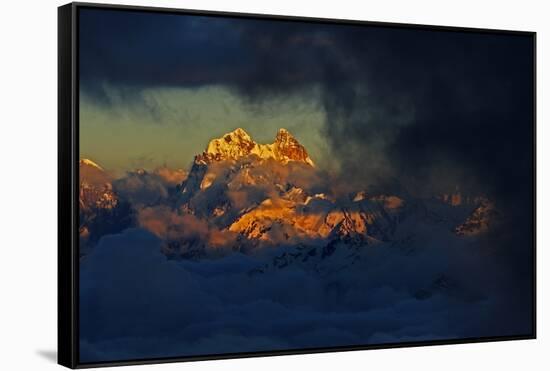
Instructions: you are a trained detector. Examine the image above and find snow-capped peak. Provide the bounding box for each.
[273,128,315,166]
[204,127,255,160]
[196,128,314,166]
[230,127,252,140]
[80,158,104,171]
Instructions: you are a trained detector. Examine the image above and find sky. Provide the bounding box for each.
[79,7,534,204]
[80,85,329,172]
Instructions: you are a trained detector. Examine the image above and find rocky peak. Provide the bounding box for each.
[275,128,292,142]
[80,158,104,171]
[198,128,256,163]
[454,199,496,236]
[195,128,314,166]
[274,128,314,166]
[80,158,111,187]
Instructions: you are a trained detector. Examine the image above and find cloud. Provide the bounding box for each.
[79,225,533,363]
[79,85,329,173]
[111,167,186,206]
[154,167,187,185]
[80,8,534,208]
[138,205,237,250]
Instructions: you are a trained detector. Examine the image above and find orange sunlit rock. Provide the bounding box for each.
[195,128,315,166]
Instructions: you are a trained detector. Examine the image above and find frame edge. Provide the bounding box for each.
[58,2,78,369]
[64,2,537,368]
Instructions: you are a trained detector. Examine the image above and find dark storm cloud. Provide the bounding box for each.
[80,8,533,207]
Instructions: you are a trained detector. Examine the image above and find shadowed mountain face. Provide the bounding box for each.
[79,160,190,253]
[79,128,530,363]
[79,159,134,253]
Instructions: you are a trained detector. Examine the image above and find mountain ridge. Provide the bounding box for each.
[195,128,315,166]
[79,130,498,263]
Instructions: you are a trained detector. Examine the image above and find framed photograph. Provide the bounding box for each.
[58,2,536,368]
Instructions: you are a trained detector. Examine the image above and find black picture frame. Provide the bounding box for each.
[58,2,537,369]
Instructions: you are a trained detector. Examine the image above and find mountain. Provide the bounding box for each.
[177,128,315,203]
[79,159,134,253]
[78,158,112,187]
[454,198,496,236]
[79,159,117,212]
[195,128,314,166]
[157,128,497,262]
[227,193,401,248]
[79,130,499,268]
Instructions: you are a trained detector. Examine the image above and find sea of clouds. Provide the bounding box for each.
[79,220,532,362]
